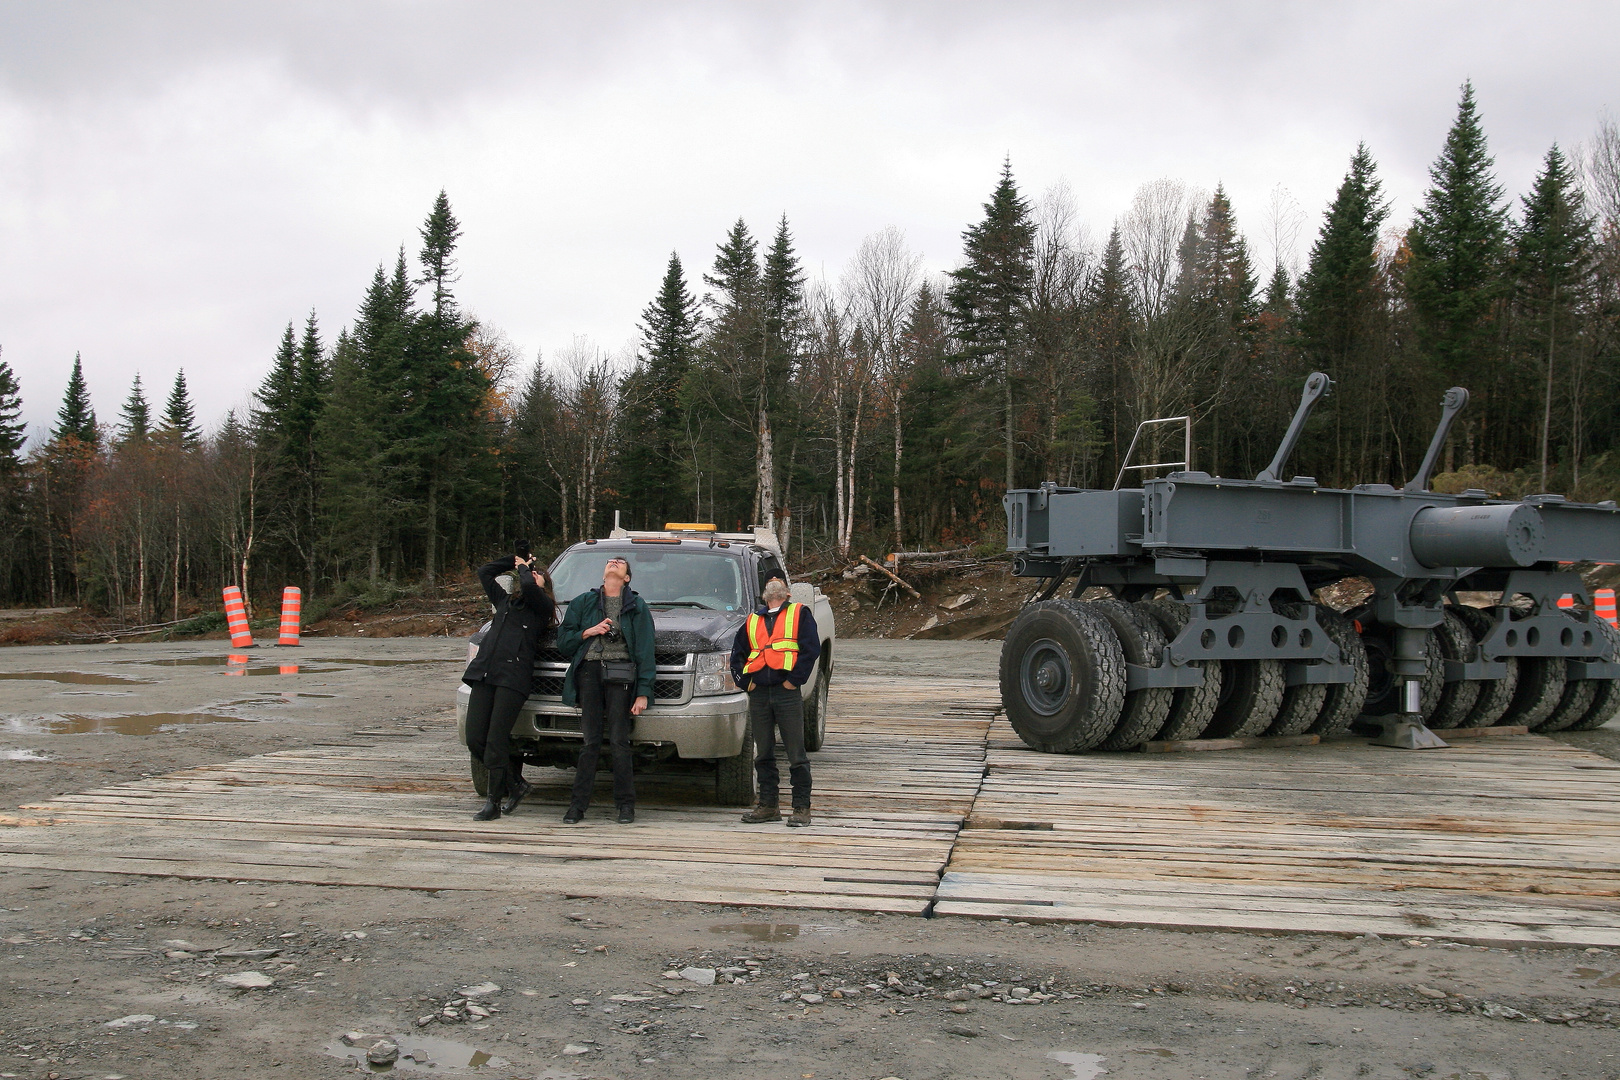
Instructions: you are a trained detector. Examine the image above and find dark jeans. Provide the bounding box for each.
[571,660,636,810]
[465,681,527,798]
[749,684,811,809]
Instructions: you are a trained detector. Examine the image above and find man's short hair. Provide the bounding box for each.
[761,577,791,604]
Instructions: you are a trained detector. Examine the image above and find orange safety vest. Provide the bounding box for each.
[743,603,802,674]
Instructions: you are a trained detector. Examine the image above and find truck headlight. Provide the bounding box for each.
[694,651,738,695]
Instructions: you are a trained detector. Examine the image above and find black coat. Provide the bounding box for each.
[462,558,556,696]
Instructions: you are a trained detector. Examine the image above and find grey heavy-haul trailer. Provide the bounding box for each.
[999,373,1620,753]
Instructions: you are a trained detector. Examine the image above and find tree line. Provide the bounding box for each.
[1,84,1617,619]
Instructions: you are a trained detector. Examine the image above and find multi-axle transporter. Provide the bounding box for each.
[1000,373,1620,752]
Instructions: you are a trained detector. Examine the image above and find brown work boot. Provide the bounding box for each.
[786,806,813,828]
[740,804,782,824]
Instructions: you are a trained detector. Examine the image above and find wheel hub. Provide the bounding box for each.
[1020,638,1073,716]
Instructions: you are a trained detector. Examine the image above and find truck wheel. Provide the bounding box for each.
[1265,602,1327,737]
[470,755,489,797]
[715,721,756,806]
[1136,597,1222,741]
[1358,624,1443,720]
[1451,606,1519,726]
[1540,678,1598,733]
[1428,609,1482,729]
[1089,598,1172,751]
[1000,600,1126,753]
[1568,619,1620,731]
[802,668,829,752]
[1307,605,1369,736]
[1205,659,1285,738]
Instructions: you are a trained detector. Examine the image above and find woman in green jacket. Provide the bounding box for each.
[556,555,656,823]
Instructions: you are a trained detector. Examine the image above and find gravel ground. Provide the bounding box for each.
[1,637,1617,1079]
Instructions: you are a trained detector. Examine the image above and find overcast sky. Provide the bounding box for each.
[2,1,1616,442]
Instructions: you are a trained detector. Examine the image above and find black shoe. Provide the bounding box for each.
[473,797,501,821]
[562,807,585,824]
[615,806,635,824]
[501,777,533,815]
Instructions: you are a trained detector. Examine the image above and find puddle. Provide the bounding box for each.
[0,671,154,686]
[708,922,800,942]
[324,1033,509,1072]
[317,657,457,666]
[1,748,52,761]
[2,712,254,736]
[129,655,259,666]
[1048,1052,1107,1080]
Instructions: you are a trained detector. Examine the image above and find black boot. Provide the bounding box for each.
[473,796,501,821]
[501,776,534,815]
[475,769,507,821]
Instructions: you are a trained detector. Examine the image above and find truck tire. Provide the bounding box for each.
[715,721,756,806]
[1428,609,1483,730]
[1265,601,1327,737]
[1089,598,1173,751]
[1205,660,1285,739]
[1358,624,1443,720]
[1540,677,1598,733]
[1000,600,1126,753]
[1451,606,1519,726]
[1308,605,1369,736]
[470,755,489,797]
[802,667,830,752]
[1136,597,1222,742]
[1568,619,1620,731]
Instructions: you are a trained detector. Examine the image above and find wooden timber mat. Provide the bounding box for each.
[0,676,999,915]
[934,717,1620,947]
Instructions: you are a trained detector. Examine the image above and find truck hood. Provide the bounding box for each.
[649,607,746,654]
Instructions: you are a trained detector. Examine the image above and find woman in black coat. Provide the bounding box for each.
[462,552,555,820]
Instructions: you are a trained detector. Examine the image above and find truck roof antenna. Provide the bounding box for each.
[1256,372,1333,483]
[1403,387,1470,493]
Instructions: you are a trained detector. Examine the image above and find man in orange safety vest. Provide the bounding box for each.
[729,576,822,826]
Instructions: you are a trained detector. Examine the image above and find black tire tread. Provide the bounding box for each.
[1090,598,1173,750]
[1265,601,1327,737]
[1136,598,1222,742]
[1207,659,1285,738]
[715,721,756,806]
[1429,609,1483,730]
[1309,605,1370,736]
[1568,619,1620,731]
[1451,606,1519,727]
[999,600,1127,753]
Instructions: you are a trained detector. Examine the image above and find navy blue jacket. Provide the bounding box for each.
[730,602,821,690]
[462,558,555,696]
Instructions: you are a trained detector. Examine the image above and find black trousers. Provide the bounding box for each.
[571,660,636,810]
[465,681,528,798]
[749,683,811,808]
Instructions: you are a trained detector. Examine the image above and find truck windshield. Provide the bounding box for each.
[547,548,745,611]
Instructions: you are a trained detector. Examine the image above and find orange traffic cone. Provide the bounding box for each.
[222,586,253,648]
[1558,594,1575,610]
[1596,588,1617,627]
[277,587,302,647]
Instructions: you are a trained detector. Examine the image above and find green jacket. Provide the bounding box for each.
[557,586,658,706]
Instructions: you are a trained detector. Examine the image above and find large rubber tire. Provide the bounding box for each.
[1265,602,1328,737]
[1540,678,1598,733]
[1205,659,1285,738]
[802,666,829,752]
[1135,598,1222,741]
[1359,624,1443,720]
[1308,605,1369,736]
[1502,608,1567,730]
[1428,609,1483,730]
[1451,605,1519,727]
[470,754,489,797]
[1089,598,1173,751]
[715,721,756,806]
[1568,619,1620,731]
[1000,600,1127,753]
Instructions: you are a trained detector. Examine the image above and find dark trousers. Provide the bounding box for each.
[749,683,811,809]
[571,660,636,810]
[465,681,527,798]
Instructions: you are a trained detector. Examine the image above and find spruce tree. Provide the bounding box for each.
[52,353,98,446]
[1087,226,1135,480]
[620,252,701,524]
[116,373,151,449]
[1297,143,1390,371]
[1514,144,1596,487]
[160,370,201,449]
[0,352,24,476]
[253,322,299,446]
[946,158,1036,491]
[1405,82,1509,384]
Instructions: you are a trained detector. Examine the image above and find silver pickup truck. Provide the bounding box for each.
[456,525,836,804]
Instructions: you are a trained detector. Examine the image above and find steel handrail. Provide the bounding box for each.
[1114,415,1192,489]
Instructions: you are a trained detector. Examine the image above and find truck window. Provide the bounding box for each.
[549,547,744,612]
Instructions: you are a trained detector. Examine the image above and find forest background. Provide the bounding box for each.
[1,85,1618,623]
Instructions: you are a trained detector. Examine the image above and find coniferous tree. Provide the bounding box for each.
[1298,144,1391,372]
[947,159,1036,491]
[697,219,768,521]
[160,370,201,449]
[1514,144,1597,487]
[253,323,299,445]
[116,374,152,449]
[620,252,701,525]
[1087,226,1135,480]
[1405,82,1509,392]
[52,353,98,445]
[759,216,806,537]
[0,353,23,476]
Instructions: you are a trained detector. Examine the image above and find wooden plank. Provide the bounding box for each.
[1141,734,1320,753]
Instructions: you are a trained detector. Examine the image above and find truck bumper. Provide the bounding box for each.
[455,683,749,760]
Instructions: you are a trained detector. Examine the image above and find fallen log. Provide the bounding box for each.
[858,554,921,598]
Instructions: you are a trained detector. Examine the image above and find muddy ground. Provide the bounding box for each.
[1,638,1618,1080]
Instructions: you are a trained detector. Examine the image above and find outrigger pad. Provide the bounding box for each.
[1366,714,1450,750]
